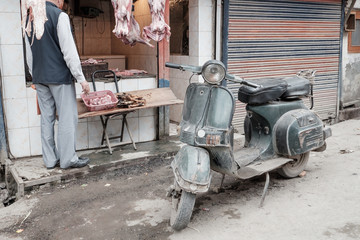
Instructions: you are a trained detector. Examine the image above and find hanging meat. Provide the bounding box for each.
[142,0,171,42]
[111,0,153,47]
[21,0,48,43]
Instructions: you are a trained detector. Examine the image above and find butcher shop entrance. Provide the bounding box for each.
[67,0,180,149]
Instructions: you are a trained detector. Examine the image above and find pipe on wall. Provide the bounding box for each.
[214,0,222,61]
[0,66,8,164]
[337,0,346,121]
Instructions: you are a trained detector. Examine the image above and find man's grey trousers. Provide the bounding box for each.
[35,82,79,169]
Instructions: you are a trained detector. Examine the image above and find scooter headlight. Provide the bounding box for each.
[202,60,226,84]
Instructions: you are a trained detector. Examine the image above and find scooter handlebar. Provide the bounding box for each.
[165,62,181,69]
[226,73,261,88]
[165,62,202,73]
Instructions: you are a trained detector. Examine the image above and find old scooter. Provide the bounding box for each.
[165,60,332,230]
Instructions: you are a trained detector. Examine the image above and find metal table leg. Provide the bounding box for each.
[123,115,137,150]
[100,115,113,154]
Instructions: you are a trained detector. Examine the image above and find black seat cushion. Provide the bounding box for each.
[238,78,288,104]
[281,76,310,99]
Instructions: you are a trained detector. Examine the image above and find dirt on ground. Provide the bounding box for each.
[0,119,359,240]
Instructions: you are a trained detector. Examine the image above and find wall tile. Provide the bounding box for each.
[4,98,29,129]
[104,81,120,93]
[189,31,199,57]
[0,13,22,45]
[199,7,213,32]
[139,108,156,117]
[122,117,139,142]
[88,81,105,94]
[199,56,213,66]
[189,0,198,7]
[87,116,101,122]
[139,116,156,142]
[138,77,156,90]
[189,6,199,33]
[126,109,139,119]
[76,122,89,150]
[170,104,183,124]
[189,0,213,7]
[8,128,31,158]
[27,97,40,127]
[2,75,27,99]
[78,117,87,123]
[105,119,122,144]
[0,0,20,13]
[1,44,25,76]
[198,31,213,57]
[88,120,103,148]
[198,0,213,8]
[121,78,138,92]
[26,86,37,98]
[29,126,42,156]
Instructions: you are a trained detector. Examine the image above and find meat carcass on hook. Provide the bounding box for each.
[142,0,171,42]
[111,0,131,38]
[124,16,154,47]
[111,0,153,47]
[21,0,47,43]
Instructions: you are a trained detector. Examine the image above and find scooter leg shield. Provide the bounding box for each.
[171,145,211,194]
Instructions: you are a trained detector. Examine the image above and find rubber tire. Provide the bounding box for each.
[277,152,310,178]
[170,190,196,231]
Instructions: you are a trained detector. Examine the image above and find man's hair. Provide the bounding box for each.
[64,0,69,3]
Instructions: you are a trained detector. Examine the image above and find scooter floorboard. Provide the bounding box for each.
[236,157,292,179]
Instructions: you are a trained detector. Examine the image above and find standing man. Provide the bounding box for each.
[25,0,90,169]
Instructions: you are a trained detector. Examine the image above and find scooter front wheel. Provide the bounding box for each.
[277,152,310,178]
[170,189,196,231]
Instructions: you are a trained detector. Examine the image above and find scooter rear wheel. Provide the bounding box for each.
[170,189,196,231]
[278,152,310,178]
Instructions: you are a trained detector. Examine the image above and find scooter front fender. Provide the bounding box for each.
[171,145,211,194]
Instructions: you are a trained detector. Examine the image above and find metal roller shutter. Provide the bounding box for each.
[223,0,342,131]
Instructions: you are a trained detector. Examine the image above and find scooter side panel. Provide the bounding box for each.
[273,109,324,156]
[245,100,308,158]
[171,145,211,193]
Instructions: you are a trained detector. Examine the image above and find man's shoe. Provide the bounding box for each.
[70,157,90,168]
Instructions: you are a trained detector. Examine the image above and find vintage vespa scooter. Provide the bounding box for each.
[165,60,331,230]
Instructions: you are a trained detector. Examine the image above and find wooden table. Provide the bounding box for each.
[77,88,183,153]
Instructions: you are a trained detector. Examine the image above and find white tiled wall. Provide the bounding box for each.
[0,0,157,157]
[29,127,42,156]
[0,0,198,157]
[0,1,30,158]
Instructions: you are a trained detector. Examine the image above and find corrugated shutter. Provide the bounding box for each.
[224,0,342,131]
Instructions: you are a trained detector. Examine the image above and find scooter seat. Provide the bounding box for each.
[238,78,287,104]
[281,76,310,99]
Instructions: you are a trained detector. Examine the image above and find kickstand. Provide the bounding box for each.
[214,174,226,193]
[259,172,270,208]
[220,174,225,189]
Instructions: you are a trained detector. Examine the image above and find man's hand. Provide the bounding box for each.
[80,81,90,94]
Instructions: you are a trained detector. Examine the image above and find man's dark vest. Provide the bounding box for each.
[29,1,72,84]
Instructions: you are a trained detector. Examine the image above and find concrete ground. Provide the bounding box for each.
[0,120,359,240]
[3,133,183,200]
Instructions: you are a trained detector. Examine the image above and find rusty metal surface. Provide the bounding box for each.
[225,0,342,131]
